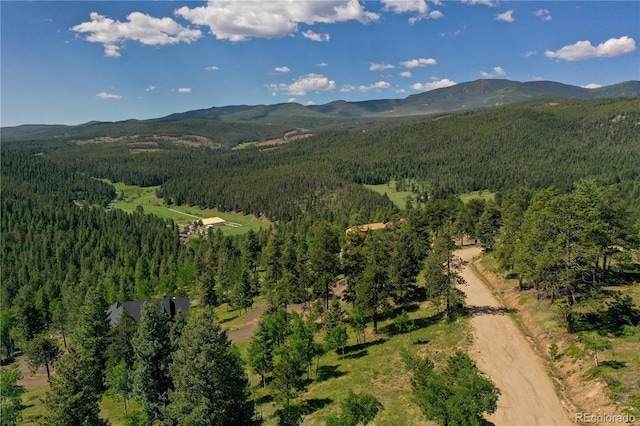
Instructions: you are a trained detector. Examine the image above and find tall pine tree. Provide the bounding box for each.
[164,309,253,425]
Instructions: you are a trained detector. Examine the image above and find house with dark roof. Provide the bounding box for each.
[106,295,190,327]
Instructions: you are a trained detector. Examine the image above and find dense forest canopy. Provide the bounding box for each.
[2,95,640,424]
[4,97,640,221]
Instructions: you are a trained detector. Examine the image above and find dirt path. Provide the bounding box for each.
[456,246,573,426]
[227,304,304,343]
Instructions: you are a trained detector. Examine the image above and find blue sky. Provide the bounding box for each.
[2,1,639,126]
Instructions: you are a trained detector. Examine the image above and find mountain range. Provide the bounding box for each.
[3,79,639,139]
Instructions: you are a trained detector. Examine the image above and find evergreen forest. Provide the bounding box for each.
[1,95,640,425]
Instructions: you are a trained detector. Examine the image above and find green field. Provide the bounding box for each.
[364,181,495,210]
[108,181,271,235]
[363,181,416,209]
[458,190,496,204]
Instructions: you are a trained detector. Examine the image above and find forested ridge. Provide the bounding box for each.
[2,96,640,425]
[4,97,640,221]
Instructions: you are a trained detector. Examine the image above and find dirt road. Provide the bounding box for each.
[457,246,573,426]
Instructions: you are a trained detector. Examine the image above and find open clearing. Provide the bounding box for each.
[107,181,271,235]
[364,181,496,210]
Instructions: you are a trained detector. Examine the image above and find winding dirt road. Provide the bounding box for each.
[457,246,573,426]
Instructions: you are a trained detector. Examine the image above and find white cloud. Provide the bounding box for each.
[411,78,456,91]
[287,98,297,103]
[381,0,442,24]
[205,65,219,71]
[480,66,506,78]
[382,0,428,15]
[400,71,412,78]
[401,58,437,68]
[175,1,379,42]
[269,73,336,96]
[358,81,391,92]
[178,88,191,93]
[71,12,201,57]
[523,51,537,57]
[583,83,602,89]
[462,0,497,7]
[145,85,157,91]
[317,62,329,67]
[495,10,514,22]
[370,62,395,71]
[534,9,552,21]
[96,92,122,99]
[303,30,330,42]
[340,85,357,93]
[545,36,637,61]
[275,66,291,73]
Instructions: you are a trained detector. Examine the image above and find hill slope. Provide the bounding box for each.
[3,79,639,140]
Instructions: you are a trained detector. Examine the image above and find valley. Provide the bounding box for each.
[2,83,640,425]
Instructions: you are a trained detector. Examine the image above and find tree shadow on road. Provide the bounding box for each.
[466,305,516,317]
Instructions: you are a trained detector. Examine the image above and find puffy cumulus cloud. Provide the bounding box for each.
[400,71,412,78]
[275,66,291,73]
[71,12,201,57]
[96,92,122,99]
[381,0,443,24]
[382,0,428,15]
[545,36,636,61]
[583,83,602,89]
[269,73,336,96]
[495,10,514,22]
[462,0,497,7]
[480,66,506,78]
[534,9,552,21]
[302,30,330,42]
[369,62,395,71]
[175,0,379,42]
[178,88,192,93]
[401,58,437,68]
[358,81,391,92]
[411,78,456,92]
[145,85,157,91]
[205,65,219,70]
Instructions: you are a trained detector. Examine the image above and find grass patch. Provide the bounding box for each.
[363,180,417,210]
[458,190,495,204]
[20,384,47,425]
[246,304,470,425]
[107,181,271,235]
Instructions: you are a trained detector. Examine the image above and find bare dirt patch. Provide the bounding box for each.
[255,129,313,149]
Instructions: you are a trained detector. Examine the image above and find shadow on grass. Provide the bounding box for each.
[599,360,626,370]
[380,311,445,336]
[302,398,333,415]
[345,338,387,354]
[342,349,368,360]
[316,364,346,383]
[254,393,274,405]
[219,313,241,324]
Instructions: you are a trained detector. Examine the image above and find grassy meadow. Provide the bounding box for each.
[108,181,271,235]
[364,180,496,210]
